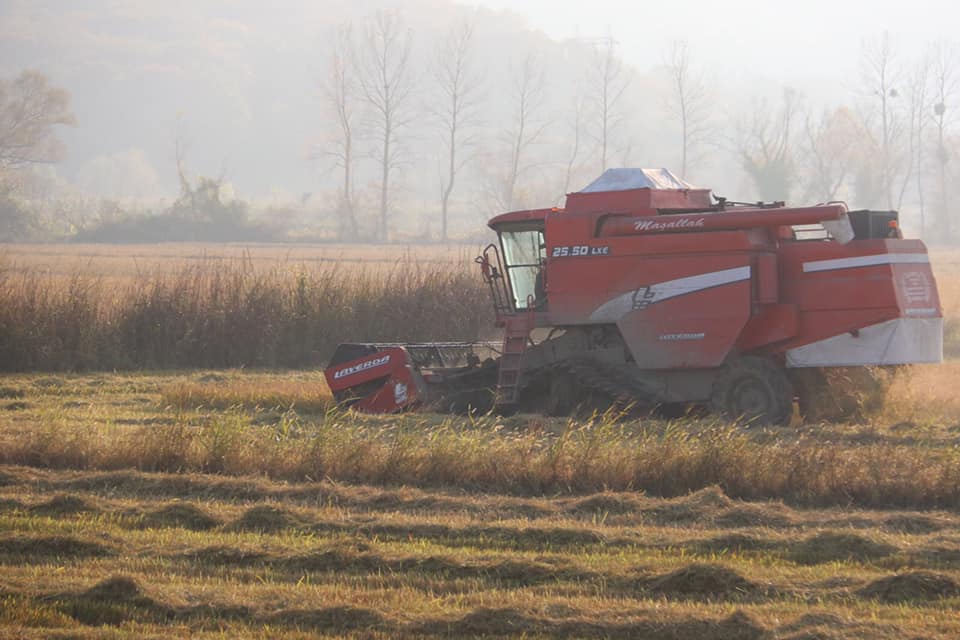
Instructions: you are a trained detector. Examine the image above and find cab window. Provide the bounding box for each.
[500,228,545,310]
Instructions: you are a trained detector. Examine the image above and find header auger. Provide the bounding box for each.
[325,168,942,424]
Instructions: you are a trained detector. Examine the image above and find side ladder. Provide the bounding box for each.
[495,309,536,408]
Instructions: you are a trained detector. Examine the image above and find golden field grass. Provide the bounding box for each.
[1,369,960,638]
[0,242,476,278]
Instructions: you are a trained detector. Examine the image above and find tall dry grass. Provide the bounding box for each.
[0,260,491,371]
[4,409,960,508]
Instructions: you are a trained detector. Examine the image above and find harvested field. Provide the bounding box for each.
[0,371,959,638]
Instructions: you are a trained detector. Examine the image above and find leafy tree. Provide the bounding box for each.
[0,69,74,240]
[0,70,75,170]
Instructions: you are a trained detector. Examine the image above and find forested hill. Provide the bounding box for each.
[0,1,619,204]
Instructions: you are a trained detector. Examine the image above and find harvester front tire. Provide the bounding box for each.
[711,357,794,426]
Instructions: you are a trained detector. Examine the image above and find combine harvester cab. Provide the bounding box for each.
[328,168,942,424]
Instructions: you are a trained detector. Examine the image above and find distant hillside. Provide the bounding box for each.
[0,1,701,235]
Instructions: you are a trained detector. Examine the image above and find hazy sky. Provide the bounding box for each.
[472,0,957,93]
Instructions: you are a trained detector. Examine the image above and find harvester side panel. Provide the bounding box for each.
[774,238,942,366]
[581,254,754,368]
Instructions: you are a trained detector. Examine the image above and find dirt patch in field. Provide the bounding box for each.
[58,576,173,626]
[226,505,312,533]
[881,514,946,534]
[182,545,270,567]
[310,516,621,552]
[56,470,271,502]
[0,386,24,398]
[857,571,960,602]
[417,608,767,639]
[141,503,222,531]
[642,564,769,601]
[425,607,540,636]
[645,486,733,525]
[789,532,897,565]
[196,373,229,384]
[279,548,379,573]
[713,504,796,529]
[689,533,782,555]
[4,401,29,410]
[0,534,114,559]
[0,497,23,511]
[911,545,960,569]
[83,576,145,601]
[470,524,611,548]
[29,494,99,517]
[277,548,585,587]
[32,377,65,389]
[567,493,644,517]
[264,606,385,631]
[777,612,904,640]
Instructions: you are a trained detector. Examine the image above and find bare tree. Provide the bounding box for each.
[496,52,548,211]
[560,93,588,200]
[858,32,906,210]
[0,70,75,174]
[590,40,631,173]
[173,115,196,218]
[906,55,932,234]
[800,107,861,202]
[320,24,360,239]
[432,22,482,241]
[931,42,959,237]
[357,10,414,242]
[735,88,802,202]
[664,40,711,179]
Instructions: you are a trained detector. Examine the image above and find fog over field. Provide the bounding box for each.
[0,0,958,241]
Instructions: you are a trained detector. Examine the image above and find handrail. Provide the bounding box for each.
[475,243,513,323]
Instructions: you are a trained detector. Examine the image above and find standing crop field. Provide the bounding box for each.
[0,243,959,638]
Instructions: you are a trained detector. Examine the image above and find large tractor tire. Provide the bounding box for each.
[711,356,794,426]
[792,366,889,423]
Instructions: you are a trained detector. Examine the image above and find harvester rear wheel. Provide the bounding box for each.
[711,357,794,426]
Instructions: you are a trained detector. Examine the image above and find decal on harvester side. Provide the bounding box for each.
[551,245,610,258]
[332,355,391,379]
[634,217,706,232]
[900,271,932,305]
[589,266,751,322]
[801,253,929,273]
[658,332,706,341]
[900,270,939,316]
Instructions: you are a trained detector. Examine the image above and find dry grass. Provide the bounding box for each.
[2,372,960,508]
[0,242,474,278]
[1,461,960,638]
[0,256,490,371]
[161,373,333,412]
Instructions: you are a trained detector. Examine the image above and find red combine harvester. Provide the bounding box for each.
[325,169,943,424]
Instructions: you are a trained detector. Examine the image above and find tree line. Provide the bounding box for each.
[1,14,958,243]
[316,14,959,242]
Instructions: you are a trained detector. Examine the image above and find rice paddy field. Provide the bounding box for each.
[0,243,959,639]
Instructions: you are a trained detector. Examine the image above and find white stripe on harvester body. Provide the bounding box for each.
[802,253,929,273]
[589,266,751,322]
